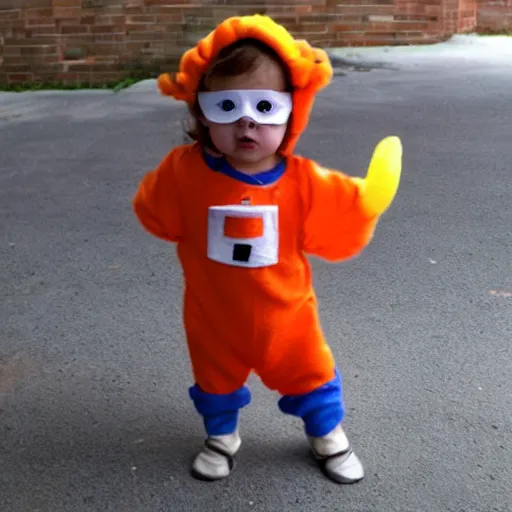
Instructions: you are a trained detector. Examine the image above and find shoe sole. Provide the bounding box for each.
[312,448,365,484]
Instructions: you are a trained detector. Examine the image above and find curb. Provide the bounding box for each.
[326,51,399,71]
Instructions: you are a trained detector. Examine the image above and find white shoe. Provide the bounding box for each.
[308,424,364,484]
[191,430,241,481]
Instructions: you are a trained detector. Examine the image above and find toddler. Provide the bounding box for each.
[133,15,402,484]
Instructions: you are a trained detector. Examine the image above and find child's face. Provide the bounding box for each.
[202,56,289,174]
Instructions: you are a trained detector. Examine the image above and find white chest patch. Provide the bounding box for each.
[207,204,279,268]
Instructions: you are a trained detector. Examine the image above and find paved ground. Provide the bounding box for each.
[1,37,511,511]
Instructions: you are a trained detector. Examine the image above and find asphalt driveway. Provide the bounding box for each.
[1,38,511,511]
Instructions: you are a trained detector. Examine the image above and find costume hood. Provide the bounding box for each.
[157,14,333,155]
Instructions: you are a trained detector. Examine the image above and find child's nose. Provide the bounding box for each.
[237,117,257,129]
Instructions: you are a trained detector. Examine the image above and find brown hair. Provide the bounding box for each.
[184,38,292,150]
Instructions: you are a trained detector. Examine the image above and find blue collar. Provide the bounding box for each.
[202,151,286,186]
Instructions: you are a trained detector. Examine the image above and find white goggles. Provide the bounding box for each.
[197,89,292,125]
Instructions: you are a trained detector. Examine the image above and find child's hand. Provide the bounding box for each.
[355,136,403,217]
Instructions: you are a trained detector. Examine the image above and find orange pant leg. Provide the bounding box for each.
[184,297,253,436]
[184,302,252,395]
[254,295,336,396]
[186,332,252,395]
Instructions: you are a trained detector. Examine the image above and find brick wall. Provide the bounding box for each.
[0,0,492,86]
[477,0,512,32]
[443,0,477,34]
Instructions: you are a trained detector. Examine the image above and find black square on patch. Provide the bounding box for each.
[232,243,252,263]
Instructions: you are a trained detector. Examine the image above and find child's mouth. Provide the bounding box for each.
[238,136,257,149]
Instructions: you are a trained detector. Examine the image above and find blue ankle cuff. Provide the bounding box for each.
[189,384,251,436]
[278,368,344,437]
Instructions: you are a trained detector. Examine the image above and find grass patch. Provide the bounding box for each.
[475,28,512,36]
[0,76,146,93]
[111,76,143,92]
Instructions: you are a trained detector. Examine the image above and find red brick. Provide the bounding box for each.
[90,24,125,34]
[98,5,124,16]
[67,62,118,72]
[125,23,161,32]
[146,0,190,4]
[4,37,58,46]
[93,55,120,63]
[19,44,57,55]
[52,0,81,7]
[123,6,146,15]
[21,0,52,8]
[3,63,33,72]
[8,73,34,82]
[26,17,55,26]
[94,33,125,41]
[86,43,122,56]
[93,14,126,25]
[127,15,157,24]
[27,26,58,35]
[147,5,184,15]
[153,13,183,23]
[55,72,81,81]
[0,16,24,28]
[124,41,146,52]
[24,7,54,18]
[0,10,21,21]
[125,31,166,41]
[60,24,90,34]
[85,71,123,82]
[80,16,96,25]
[53,7,81,19]
[59,34,96,48]
[297,22,328,32]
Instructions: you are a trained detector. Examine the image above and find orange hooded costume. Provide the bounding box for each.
[133,15,402,438]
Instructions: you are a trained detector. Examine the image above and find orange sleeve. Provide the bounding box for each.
[302,161,379,262]
[132,149,184,243]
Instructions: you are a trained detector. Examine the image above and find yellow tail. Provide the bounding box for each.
[359,136,403,217]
